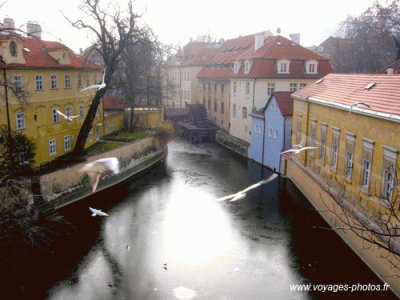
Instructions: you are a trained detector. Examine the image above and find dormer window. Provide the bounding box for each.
[306,60,318,74]
[244,60,251,74]
[277,59,290,74]
[233,61,241,74]
[9,41,17,57]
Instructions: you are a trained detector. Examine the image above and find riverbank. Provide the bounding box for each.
[39,133,168,209]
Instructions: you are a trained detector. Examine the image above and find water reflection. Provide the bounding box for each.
[46,139,397,300]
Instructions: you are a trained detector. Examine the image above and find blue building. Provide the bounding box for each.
[248,92,293,172]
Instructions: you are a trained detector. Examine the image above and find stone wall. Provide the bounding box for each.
[287,158,400,298]
[39,136,167,209]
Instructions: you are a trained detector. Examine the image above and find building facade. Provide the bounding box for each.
[248,92,293,171]
[285,73,400,294]
[0,31,102,168]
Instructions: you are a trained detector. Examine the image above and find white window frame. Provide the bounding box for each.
[361,139,374,191]
[267,83,275,96]
[16,111,25,130]
[242,107,248,119]
[79,104,84,119]
[244,60,251,74]
[64,74,71,89]
[35,75,43,90]
[309,120,317,157]
[13,75,22,91]
[233,103,236,118]
[50,75,57,89]
[245,82,250,96]
[381,146,398,202]
[77,73,83,89]
[49,138,56,155]
[277,59,290,74]
[66,106,73,118]
[319,123,327,163]
[306,60,318,74]
[64,135,72,151]
[344,133,356,182]
[233,61,241,74]
[330,127,340,171]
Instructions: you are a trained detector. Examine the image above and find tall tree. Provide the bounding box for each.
[66,0,139,158]
[333,0,399,73]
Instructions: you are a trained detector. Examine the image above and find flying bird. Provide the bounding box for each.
[292,137,306,149]
[89,207,109,217]
[81,68,106,92]
[280,146,317,155]
[216,173,278,202]
[78,157,120,192]
[55,109,79,121]
[348,102,371,113]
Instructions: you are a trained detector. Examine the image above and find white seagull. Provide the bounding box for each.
[280,146,317,155]
[55,109,79,122]
[89,207,109,217]
[292,137,306,149]
[348,102,371,113]
[216,173,278,202]
[78,157,120,192]
[81,68,106,92]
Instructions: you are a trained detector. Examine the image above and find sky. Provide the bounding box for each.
[1,0,386,53]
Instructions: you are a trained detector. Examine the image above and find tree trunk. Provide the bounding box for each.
[129,104,135,132]
[71,88,106,158]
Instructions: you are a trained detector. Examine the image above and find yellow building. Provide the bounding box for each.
[0,32,103,169]
[286,73,400,295]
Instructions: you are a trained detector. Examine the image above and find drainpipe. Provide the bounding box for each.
[280,116,286,173]
[304,97,311,167]
[262,111,266,167]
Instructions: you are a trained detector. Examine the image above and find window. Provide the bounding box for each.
[299,83,307,89]
[319,123,327,163]
[52,108,60,123]
[10,41,17,56]
[344,133,355,181]
[381,147,397,201]
[79,104,84,119]
[95,124,100,141]
[85,72,90,87]
[16,111,25,130]
[277,60,290,73]
[290,83,297,92]
[221,84,225,97]
[13,75,22,92]
[35,75,43,90]
[64,74,71,89]
[88,128,93,140]
[242,107,247,119]
[50,75,57,89]
[267,83,275,96]
[244,60,251,73]
[309,120,317,157]
[245,82,250,96]
[66,106,73,118]
[214,99,217,112]
[221,102,224,114]
[233,81,237,94]
[233,61,240,74]
[64,135,72,151]
[233,104,236,117]
[361,139,374,190]
[306,60,318,74]
[77,73,83,88]
[330,128,340,170]
[49,139,56,155]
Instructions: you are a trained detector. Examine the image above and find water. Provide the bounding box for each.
[10,138,398,299]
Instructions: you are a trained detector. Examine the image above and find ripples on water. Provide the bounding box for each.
[4,139,397,300]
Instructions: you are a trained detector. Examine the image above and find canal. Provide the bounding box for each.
[20,139,399,299]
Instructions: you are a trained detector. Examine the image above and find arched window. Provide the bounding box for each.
[9,41,17,57]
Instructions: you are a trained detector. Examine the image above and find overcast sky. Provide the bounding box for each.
[2,0,385,52]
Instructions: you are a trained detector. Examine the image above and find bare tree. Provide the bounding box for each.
[332,0,399,72]
[65,0,140,158]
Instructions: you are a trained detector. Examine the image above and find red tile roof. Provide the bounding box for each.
[103,95,125,110]
[199,34,332,80]
[292,73,400,119]
[181,47,220,66]
[266,92,293,116]
[1,34,100,70]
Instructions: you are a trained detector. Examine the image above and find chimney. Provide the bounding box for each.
[27,22,42,39]
[289,33,300,45]
[3,17,15,31]
[255,32,264,50]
